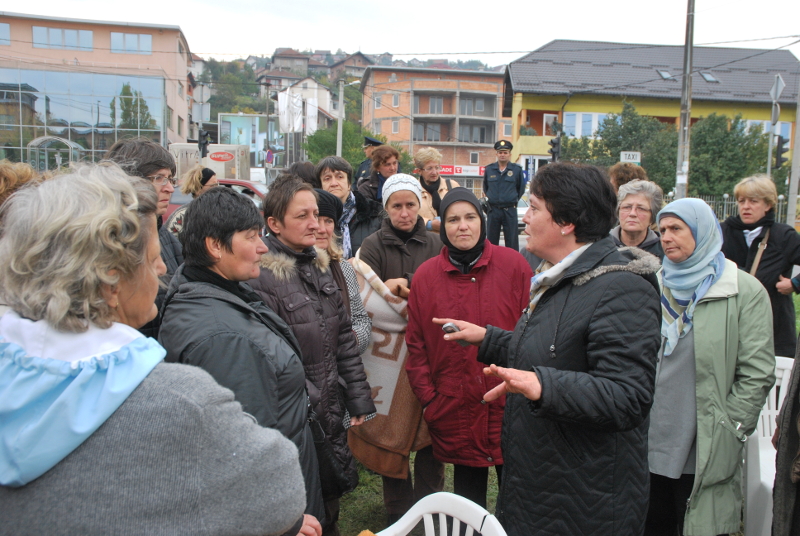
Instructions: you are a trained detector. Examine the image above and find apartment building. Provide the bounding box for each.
[0,11,192,170]
[360,66,510,188]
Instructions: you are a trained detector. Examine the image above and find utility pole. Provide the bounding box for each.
[674,0,695,199]
[786,75,800,226]
[336,79,344,157]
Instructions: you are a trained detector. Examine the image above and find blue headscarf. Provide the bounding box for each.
[657,198,726,355]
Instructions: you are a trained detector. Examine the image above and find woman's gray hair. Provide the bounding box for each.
[617,179,664,226]
[0,163,158,332]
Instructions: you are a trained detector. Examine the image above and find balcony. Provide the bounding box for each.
[515,135,557,157]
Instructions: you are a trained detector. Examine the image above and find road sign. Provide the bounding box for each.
[620,151,641,165]
[772,103,781,126]
[770,74,786,102]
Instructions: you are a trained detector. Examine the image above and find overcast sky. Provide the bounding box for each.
[13,0,800,70]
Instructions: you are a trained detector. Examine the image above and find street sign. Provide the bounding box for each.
[771,103,781,126]
[770,74,786,102]
[620,151,641,165]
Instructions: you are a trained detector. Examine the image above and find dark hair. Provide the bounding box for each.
[530,162,616,243]
[262,174,316,228]
[371,145,400,173]
[103,138,176,178]
[180,187,262,268]
[315,156,353,186]
[288,161,317,186]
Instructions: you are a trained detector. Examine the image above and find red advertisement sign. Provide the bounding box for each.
[209,151,235,162]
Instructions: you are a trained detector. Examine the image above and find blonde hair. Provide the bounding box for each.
[414,147,443,170]
[733,174,778,208]
[181,165,213,197]
[0,163,158,332]
[327,233,344,262]
[0,160,40,212]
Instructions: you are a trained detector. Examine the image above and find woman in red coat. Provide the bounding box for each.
[405,187,532,507]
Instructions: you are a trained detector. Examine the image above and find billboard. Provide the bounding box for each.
[218,113,269,168]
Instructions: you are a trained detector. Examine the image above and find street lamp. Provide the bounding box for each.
[337,79,361,157]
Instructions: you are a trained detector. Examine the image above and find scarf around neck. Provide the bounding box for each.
[723,209,775,231]
[525,243,592,316]
[439,187,486,272]
[340,192,357,258]
[420,176,443,215]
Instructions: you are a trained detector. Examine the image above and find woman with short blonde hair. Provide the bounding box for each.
[414,147,458,232]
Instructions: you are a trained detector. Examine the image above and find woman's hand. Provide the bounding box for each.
[296,514,322,536]
[777,275,794,295]
[483,364,542,402]
[349,414,367,427]
[432,318,486,346]
[385,278,410,298]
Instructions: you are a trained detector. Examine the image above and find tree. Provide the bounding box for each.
[110,83,156,130]
[304,120,371,170]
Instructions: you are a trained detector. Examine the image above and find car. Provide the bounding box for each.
[517,197,529,232]
[164,179,268,221]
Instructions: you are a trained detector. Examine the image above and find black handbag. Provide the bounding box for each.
[308,410,357,499]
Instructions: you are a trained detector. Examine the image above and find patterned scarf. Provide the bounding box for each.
[525,243,592,316]
[340,192,357,259]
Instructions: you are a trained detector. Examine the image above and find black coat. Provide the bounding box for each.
[347,191,384,258]
[477,239,661,535]
[721,218,800,356]
[139,219,184,339]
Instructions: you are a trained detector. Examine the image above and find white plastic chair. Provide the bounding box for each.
[744,355,794,536]
[376,492,506,536]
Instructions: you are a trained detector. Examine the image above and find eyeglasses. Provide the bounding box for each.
[619,204,652,215]
[423,165,442,172]
[146,173,177,187]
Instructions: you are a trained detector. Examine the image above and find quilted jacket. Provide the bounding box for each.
[477,238,661,536]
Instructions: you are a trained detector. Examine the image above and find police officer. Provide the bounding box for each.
[483,140,524,250]
[353,136,383,192]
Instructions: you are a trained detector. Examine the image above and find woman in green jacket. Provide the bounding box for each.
[646,198,775,536]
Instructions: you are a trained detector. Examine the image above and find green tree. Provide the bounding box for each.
[304,120,371,170]
[111,83,156,130]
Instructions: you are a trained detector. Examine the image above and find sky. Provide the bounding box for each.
[9,0,800,70]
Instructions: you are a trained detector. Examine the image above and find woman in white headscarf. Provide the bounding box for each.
[646,198,775,536]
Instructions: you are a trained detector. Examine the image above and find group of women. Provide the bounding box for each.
[0,144,797,536]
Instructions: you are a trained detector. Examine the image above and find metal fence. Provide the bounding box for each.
[677,194,788,222]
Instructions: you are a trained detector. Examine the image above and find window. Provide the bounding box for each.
[414,123,424,141]
[32,26,93,50]
[392,93,399,107]
[657,70,673,80]
[302,83,308,89]
[178,82,183,97]
[429,97,443,114]
[476,99,484,112]
[392,120,399,134]
[178,116,184,136]
[426,124,441,141]
[413,95,419,114]
[373,120,381,134]
[581,114,593,136]
[563,112,609,138]
[503,123,512,136]
[700,72,718,83]
[471,125,486,144]
[543,114,558,136]
[389,73,397,82]
[459,125,470,142]
[374,95,382,109]
[166,107,174,130]
[460,99,473,115]
[563,112,577,137]
[110,33,152,55]
[0,23,9,46]
[470,152,479,165]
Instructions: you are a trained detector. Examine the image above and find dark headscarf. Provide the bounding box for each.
[200,167,216,186]
[439,188,486,273]
[314,188,343,226]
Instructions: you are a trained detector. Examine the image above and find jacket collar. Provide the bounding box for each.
[378,216,429,246]
[440,239,494,273]
[564,237,661,286]
[610,226,661,249]
[699,258,738,301]
[260,235,330,282]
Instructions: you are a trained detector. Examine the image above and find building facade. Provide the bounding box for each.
[360,66,511,189]
[0,12,192,170]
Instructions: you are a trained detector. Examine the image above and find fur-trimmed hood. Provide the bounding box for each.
[572,245,661,287]
[259,242,331,283]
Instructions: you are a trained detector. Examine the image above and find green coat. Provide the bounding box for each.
[663,259,775,536]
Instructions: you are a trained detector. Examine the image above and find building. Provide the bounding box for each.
[271,48,309,76]
[256,70,303,98]
[280,77,339,130]
[360,65,510,190]
[0,11,192,169]
[331,52,374,81]
[308,58,331,78]
[505,39,799,175]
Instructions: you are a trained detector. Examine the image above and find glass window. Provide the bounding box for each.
[20,70,44,93]
[375,95,381,109]
[22,92,46,126]
[64,29,78,49]
[582,114,593,136]
[392,120,398,134]
[48,28,62,49]
[426,123,441,141]
[45,71,69,94]
[141,97,162,129]
[471,125,485,144]
[31,27,92,50]
[166,106,173,130]
[430,97,443,114]
[69,94,95,126]
[459,125,470,142]
[460,99,473,115]
[124,34,138,54]
[139,77,163,97]
[111,33,152,55]
[178,116,184,136]
[0,97,19,124]
[470,152,479,164]
[392,93,399,107]
[32,27,48,48]
[413,95,419,114]
[779,122,791,142]
[0,68,19,88]
[504,123,511,136]
[79,31,92,51]
[46,95,71,126]
[596,114,607,132]
[110,32,124,53]
[700,72,718,83]
[563,112,577,137]
[70,73,93,95]
[0,23,10,46]
[657,70,672,80]
[373,120,381,134]
[414,123,424,141]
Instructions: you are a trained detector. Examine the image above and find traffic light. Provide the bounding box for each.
[775,135,789,170]
[548,136,561,162]
[198,130,210,158]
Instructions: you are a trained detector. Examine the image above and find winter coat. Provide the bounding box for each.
[358,217,443,286]
[774,345,800,536]
[0,312,306,536]
[663,259,775,536]
[477,239,661,536]
[347,191,384,258]
[139,219,184,339]
[406,241,532,466]
[418,178,459,224]
[248,235,376,495]
[158,266,324,521]
[610,225,664,260]
[357,171,387,203]
[720,219,800,356]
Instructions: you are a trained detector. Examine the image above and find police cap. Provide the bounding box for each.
[363,136,383,148]
[494,140,513,151]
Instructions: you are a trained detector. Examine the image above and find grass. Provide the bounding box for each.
[338,455,499,536]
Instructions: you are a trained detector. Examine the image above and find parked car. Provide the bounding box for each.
[164,179,268,221]
[517,197,528,232]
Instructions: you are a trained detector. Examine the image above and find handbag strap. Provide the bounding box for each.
[749,227,771,276]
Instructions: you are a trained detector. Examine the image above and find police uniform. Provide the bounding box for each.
[483,140,524,250]
[353,136,384,192]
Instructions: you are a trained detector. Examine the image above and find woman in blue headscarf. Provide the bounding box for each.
[646,198,775,536]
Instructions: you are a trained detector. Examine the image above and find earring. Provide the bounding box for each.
[561,230,565,236]
[109,300,118,309]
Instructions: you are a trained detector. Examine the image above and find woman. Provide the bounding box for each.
[645,198,775,536]
[351,173,446,524]
[0,166,316,536]
[315,156,383,259]
[414,147,459,233]
[610,179,665,259]
[437,162,662,535]
[358,145,400,204]
[608,161,648,193]
[166,165,219,237]
[405,188,532,508]
[721,174,800,358]
[158,186,325,532]
[248,176,375,536]
[313,187,372,355]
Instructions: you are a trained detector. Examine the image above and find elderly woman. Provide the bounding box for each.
[158,186,324,534]
[0,166,314,536]
[166,165,218,237]
[610,179,665,259]
[437,162,662,535]
[721,174,800,358]
[414,147,459,233]
[248,176,375,536]
[405,188,532,508]
[315,156,383,259]
[358,145,400,203]
[645,198,775,536]
[608,161,648,193]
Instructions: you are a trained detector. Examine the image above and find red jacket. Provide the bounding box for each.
[405,241,533,466]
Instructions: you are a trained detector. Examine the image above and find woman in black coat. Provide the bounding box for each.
[436,162,662,536]
[721,174,800,357]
